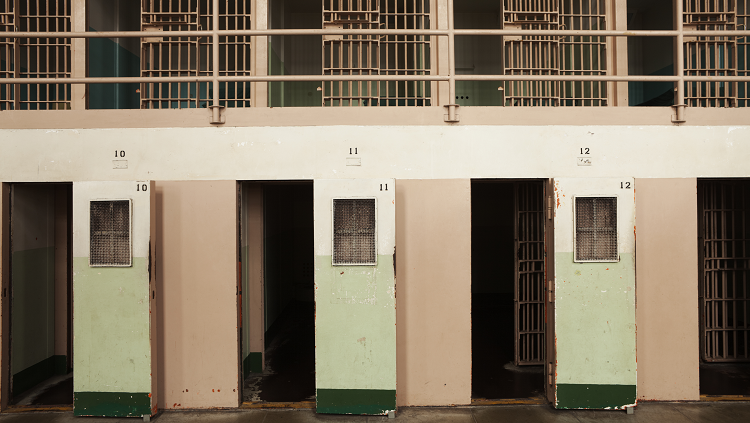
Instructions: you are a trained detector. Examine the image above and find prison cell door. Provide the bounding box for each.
[699,180,750,362]
[514,182,546,366]
[313,179,396,415]
[551,178,636,409]
[72,181,156,418]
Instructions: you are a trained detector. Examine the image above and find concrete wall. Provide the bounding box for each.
[395,179,472,406]
[0,183,8,409]
[54,185,70,373]
[2,126,750,183]
[241,183,264,375]
[10,185,56,394]
[635,178,699,401]
[155,181,239,409]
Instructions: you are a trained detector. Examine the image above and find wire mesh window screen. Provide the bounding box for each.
[575,196,618,262]
[332,198,377,265]
[90,200,132,267]
[141,0,252,109]
[0,0,71,110]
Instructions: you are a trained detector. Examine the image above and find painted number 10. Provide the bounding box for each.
[115,150,125,157]
[136,183,148,192]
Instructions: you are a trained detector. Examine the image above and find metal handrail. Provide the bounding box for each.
[2,0,750,115]
[3,29,750,38]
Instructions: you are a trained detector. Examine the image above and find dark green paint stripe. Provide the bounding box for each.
[12,355,55,396]
[316,389,396,415]
[243,352,263,378]
[74,392,152,417]
[557,384,636,409]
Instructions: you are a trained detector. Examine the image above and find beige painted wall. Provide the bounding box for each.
[54,185,69,360]
[155,181,239,409]
[635,178,699,401]
[395,179,472,406]
[241,183,264,367]
[0,183,9,409]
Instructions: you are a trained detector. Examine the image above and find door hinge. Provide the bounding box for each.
[548,282,554,302]
[548,363,553,385]
[547,195,553,220]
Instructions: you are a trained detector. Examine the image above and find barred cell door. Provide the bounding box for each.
[699,180,750,362]
[514,181,546,366]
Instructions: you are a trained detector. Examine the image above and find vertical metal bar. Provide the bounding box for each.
[676,0,686,120]
[211,0,219,119]
[447,0,455,118]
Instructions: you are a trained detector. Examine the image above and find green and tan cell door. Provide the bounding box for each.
[550,178,636,409]
[313,179,396,415]
[72,181,157,418]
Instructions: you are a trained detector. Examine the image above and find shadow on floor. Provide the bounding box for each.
[243,300,315,403]
[700,362,750,396]
[472,293,544,400]
[11,373,73,406]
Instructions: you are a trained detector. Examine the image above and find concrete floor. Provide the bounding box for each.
[1,403,750,423]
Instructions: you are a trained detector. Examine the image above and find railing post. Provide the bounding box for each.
[673,0,686,123]
[209,0,225,124]
[444,0,459,122]
[71,0,86,110]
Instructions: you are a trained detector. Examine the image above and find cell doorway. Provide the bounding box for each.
[698,179,750,397]
[471,180,546,401]
[6,183,73,407]
[239,182,315,404]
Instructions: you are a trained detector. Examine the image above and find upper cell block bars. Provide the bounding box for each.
[0,0,71,110]
[503,0,607,107]
[323,0,431,107]
[683,0,749,107]
[140,0,252,109]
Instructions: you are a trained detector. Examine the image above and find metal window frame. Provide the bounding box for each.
[331,196,378,266]
[573,194,619,263]
[89,198,133,268]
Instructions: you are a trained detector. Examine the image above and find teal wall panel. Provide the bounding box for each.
[88,32,140,110]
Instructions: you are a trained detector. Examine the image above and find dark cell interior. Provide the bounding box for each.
[243,183,315,403]
[471,181,544,400]
[9,183,73,407]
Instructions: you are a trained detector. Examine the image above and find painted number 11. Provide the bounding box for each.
[380,184,388,191]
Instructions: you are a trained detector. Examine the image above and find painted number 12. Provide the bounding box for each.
[621,182,631,189]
